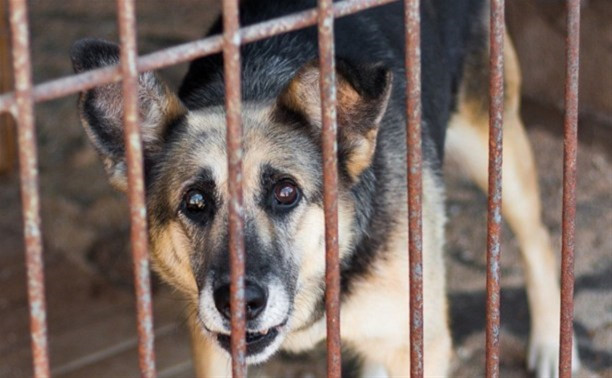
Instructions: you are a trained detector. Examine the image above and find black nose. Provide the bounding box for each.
[213,281,267,321]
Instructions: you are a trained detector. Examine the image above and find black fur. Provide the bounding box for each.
[70,38,120,72]
[178,0,486,297]
[71,0,488,316]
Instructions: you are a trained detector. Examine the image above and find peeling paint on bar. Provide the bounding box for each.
[485,0,505,377]
[317,0,342,376]
[559,0,580,376]
[115,0,157,376]
[8,0,51,376]
[404,0,424,376]
[221,0,247,376]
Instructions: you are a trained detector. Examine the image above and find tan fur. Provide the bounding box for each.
[162,84,188,125]
[80,28,577,377]
[345,128,379,181]
[280,167,450,377]
[150,223,198,297]
[280,63,389,181]
[445,33,579,376]
[346,167,450,378]
[280,62,364,127]
[281,64,323,124]
[284,190,356,335]
[183,163,451,375]
[189,311,232,377]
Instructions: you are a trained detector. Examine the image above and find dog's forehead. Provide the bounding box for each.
[171,104,321,195]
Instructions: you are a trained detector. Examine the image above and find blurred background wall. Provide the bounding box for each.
[507,0,611,122]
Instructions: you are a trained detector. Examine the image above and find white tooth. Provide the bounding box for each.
[261,328,269,335]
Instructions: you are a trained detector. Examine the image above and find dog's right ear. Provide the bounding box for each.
[71,38,186,191]
[278,59,392,182]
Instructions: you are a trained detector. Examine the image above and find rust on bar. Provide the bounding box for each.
[485,0,505,377]
[8,0,51,376]
[559,0,580,376]
[317,0,341,376]
[0,65,120,114]
[221,0,247,376]
[115,0,157,376]
[0,0,400,115]
[404,0,424,376]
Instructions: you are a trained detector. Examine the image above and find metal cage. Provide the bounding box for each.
[0,0,581,376]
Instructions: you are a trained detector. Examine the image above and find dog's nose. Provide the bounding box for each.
[213,281,268,321]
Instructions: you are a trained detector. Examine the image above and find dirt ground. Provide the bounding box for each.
[0,1,610,377]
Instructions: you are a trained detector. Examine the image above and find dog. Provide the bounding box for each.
[70,0,580,376]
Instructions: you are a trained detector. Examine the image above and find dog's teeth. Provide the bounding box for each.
[261,328,269,335]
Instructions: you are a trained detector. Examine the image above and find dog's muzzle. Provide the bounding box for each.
[215,325,284,356]
[199,277,290,361]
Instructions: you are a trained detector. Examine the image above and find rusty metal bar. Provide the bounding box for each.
[404,0,424,376]
[8,0,51,376]
[221,0,247,376]
[485,0,505,377]
[0,0,399,115]
[559,0,581,376]
[115,0,157,376]
[317,0,341,376]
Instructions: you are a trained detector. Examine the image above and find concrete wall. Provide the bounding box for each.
[507,0,611,122]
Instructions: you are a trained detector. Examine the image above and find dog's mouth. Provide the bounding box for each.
[215,325,282,356]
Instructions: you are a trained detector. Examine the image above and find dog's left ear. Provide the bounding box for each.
[70,38,186,191]
[279,59,392,181]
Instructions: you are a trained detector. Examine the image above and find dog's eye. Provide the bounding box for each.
[180,187,216,224]
[184,189,207,212]
[273,180,299,206]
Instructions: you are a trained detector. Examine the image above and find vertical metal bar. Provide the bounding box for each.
[317,0,341,376]
[485,0,505,377]
[115,0,157,376]
[8,0,51,377]
[559,0,580,376]
[221,0,247,376]
[404,0,423,376]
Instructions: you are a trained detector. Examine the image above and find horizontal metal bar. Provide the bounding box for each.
[0,0,398,114]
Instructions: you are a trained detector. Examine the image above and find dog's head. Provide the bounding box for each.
[71,39,391,363]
